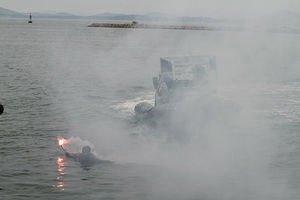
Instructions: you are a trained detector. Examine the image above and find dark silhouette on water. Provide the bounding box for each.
[65,146,112,167]
[0,103,3,115]
[28,13,32,23]
[88,21,218,31]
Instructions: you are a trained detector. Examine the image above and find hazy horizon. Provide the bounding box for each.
[1,0,300,19]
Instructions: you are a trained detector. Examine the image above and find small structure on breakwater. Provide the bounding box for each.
[88,21,218,31]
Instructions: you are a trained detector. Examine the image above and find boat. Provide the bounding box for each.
[28,13,32,23]
[134,55,219,127]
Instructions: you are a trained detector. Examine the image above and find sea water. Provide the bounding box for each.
[0,18,300,200]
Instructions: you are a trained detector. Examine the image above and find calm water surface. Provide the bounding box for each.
[0,18,300,199]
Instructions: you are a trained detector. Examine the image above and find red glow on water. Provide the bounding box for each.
[56,157,66,191]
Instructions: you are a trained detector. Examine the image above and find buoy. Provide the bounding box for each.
[28,13,32,23]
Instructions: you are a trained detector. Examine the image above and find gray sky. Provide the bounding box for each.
[1,0,299,18]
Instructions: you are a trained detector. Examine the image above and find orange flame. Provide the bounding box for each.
[58,137,67,146]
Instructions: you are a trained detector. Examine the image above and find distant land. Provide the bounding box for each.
[1,6,300,27]
[0,7,226,23]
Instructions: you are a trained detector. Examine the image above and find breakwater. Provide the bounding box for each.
[88,22,219,31]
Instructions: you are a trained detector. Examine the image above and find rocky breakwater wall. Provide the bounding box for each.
[88,22,219,31]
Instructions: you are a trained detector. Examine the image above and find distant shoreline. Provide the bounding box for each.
[88,22,220,31]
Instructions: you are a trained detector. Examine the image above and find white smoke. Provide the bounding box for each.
[43,9,299,199]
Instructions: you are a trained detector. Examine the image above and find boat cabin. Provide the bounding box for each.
[153,55,217,106]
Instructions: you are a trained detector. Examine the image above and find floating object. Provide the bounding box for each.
[28,13,32,23]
